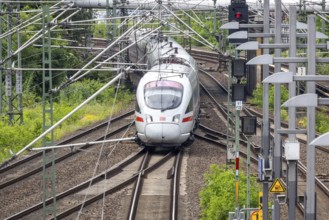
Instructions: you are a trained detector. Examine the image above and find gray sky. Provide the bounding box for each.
[217,0,323,5]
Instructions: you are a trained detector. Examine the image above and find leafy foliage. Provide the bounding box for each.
[250,84,289,110]
[251,85,329,133]
[199,164,260,220]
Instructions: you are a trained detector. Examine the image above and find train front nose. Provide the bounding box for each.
[145,123,181,144]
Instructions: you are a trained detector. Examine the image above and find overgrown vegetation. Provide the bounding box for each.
[199,164,260,220]
[0,79,133,162]
[250,85,329,133]
[0,6,136,162]
[250,85,289,121]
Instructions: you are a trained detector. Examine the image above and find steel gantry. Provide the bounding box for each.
[0,2,24,125]
[41,6,56,219]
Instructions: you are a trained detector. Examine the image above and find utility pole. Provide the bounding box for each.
[41,6,56,219]
[306,15,317,220]
[287,6,297,220]
[106,0,111,43]
[0,1,3,116]
[16,1,23,125]
[321,0,326,36]
[1,2,23,125]
[6,3,14,124]
[262,0,270,219]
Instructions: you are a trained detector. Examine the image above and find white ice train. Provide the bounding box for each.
[131,31,200,147]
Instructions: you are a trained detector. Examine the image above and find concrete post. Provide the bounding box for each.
[306,15,316,220]
[262,0,270,219]
[273,1,282,219]
[287,6,297,220]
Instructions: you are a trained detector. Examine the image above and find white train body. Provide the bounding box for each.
[133,33,200,147]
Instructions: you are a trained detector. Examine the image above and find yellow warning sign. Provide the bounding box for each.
[269,178,286,193]
[250,210,263,220]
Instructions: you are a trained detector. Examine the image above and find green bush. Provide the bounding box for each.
[251,85,289,110]
[199,164,260,220]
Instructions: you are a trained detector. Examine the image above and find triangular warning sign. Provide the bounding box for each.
[269,178,286,193]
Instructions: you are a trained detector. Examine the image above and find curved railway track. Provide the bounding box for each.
[198,64,329,218]
[0,110,136,190]
[5,149,145,219]
[0,111,140,219]
[1,42,328,219]
[191,49,329,101]
[5,148,183,220]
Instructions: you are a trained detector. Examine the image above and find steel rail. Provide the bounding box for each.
[171,149,182,220]
[0,121,134,190]
[51,149,177,219]
[4,148,145,220]
[0,110,134,172]
[194,132,259,164]
[0,116,135,189]
[199,62,329,214]
[128,150,151,220]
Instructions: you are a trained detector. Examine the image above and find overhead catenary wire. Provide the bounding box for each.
[33,44,106,50]
[65,14,143,24]
[56,15,149,85]
[11,67,121,71]
[11,70,127,158]
[1,7,80,65]
[0,0,224,171]
[166,21,214,50]
[76,69,124,219]
[31,137,136,150]
[0,2,62,40]
[161,4,216,50]
[117,6,143,29]
[174,3,216,40]
[0,1,61,3]
[18,7,78,52]
[65,23,162,85]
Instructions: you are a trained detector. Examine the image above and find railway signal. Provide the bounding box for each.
[228,0,249,44]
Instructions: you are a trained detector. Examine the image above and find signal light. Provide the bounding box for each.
[231,84,246,102]
[235,12,242,19]
[241,116,257,135]
[232,59,246,78]
[228,3,248,44]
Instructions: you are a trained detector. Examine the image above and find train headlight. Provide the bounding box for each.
[172,114,180,123]
[146,114,153,123]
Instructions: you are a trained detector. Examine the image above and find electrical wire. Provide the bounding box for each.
[76,73,123,220]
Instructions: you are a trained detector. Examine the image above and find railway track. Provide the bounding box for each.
[5,148,183,219]
[5,149,145,219]
[0,110,139,219]
[198,64,329,219]
[189,48,329,105]
[1,43,328,218]
[0,110,135,190]
[127,148,182,220]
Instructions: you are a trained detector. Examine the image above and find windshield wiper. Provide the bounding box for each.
[161,101,176,112]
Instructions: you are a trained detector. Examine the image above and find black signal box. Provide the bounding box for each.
[231,84,246,102]
[228,3,249,44]
[241,116,257,135]
[232,59,246,78]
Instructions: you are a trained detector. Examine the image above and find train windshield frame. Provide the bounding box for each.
[144,80,183,111]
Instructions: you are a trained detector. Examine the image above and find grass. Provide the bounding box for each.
[0,81,134,163]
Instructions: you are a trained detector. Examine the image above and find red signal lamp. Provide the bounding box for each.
[235,12,242,19]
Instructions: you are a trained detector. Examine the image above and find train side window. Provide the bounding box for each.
[135,101,141,113]
[185,98,193,114]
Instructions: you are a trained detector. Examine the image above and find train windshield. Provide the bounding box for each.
[144,80,183,111]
